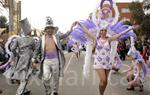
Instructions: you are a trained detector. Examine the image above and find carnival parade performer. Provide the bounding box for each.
[71,42,81,61]
[78,21,137,95]
[3,18,35,95]
[124,47,148,92]
[69,0,135,79]
[32,16,76,95]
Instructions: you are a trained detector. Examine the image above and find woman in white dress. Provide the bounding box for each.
[78,22,134,95]
[93,29,127,95]
[78,22,136,95]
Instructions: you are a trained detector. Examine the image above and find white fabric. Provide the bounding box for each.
[94,39,112,69]
[110,41,119,65]
[83,42,93,79]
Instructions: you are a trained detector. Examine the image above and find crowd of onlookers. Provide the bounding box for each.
[117,37,150,64]
[135,38,150,64]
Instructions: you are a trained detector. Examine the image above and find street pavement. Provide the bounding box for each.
[0,51,150,95]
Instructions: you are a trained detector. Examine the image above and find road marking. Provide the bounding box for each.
[64,53,75,73]
[59,53,74,92]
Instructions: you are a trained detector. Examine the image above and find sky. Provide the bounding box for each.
[1,0,143,32]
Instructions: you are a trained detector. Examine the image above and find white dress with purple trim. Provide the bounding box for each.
[94,39,112,69]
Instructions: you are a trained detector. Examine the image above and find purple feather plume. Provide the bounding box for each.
[68,19,96,45]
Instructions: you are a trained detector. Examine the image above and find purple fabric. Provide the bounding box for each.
[111,21,136,40]
[79,19,96,29]
[110,21,124,31]
[119,31,136,40]
[128,49,147,76]
[0,62,10,69]
[115,25,129,33]
[142,63,148,77]
[70,28,87,44]
[45,51,58,59]
[69,19,96,45]
[67,39,75,47]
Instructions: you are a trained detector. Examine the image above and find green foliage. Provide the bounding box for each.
[128,1,150,37]
[0,16,7,28]
[129,2,144,24]
[141,19,150,34]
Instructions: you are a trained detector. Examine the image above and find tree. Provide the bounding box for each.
[0,16,7,28]
[129,2,144,24]
[141,19,150,36]
[128,1,150,38]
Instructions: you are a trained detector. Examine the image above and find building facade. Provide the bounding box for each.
[116,3,132,21]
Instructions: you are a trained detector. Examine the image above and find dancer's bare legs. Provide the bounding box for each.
[96,69,110,95]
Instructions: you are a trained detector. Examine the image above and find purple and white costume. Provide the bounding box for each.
[94,39,112,69]
[128,47,147,83]
[132,60,145,82]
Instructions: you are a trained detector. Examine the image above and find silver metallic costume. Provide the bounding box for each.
[4,18,35,95]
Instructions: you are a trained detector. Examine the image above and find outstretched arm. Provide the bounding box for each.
[109,26,138,42]
[78,22,96,48]
[59,22,78,39]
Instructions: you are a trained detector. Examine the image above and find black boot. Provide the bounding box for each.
[53,92,58,95]
[126,86,135,91]
[23,89,31,95]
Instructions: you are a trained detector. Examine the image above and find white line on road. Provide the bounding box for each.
[64,53,75,73]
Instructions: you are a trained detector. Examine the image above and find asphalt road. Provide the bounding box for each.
[0,52,150,95]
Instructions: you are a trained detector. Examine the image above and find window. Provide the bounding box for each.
[121,8,130,13]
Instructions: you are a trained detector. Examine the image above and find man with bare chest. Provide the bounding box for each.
[45,35,57,52]
[42,26,60,95]
[33,17,76,95]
